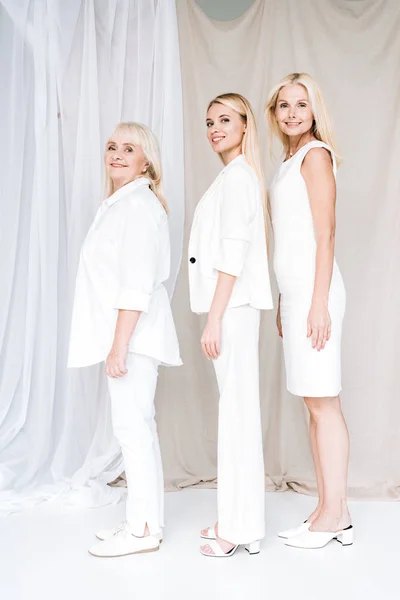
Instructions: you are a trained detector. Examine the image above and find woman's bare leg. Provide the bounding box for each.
[307,414,324,522]
[304,395,351,532]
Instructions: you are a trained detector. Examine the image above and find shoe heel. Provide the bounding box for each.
[336,526,354,546]
[245,540,260,555]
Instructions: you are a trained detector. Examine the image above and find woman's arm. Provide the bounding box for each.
[201,272,236,360]
[106,310,141,378]
[301,147,336,351]
[106,198,159,376]
[200,168,255,360]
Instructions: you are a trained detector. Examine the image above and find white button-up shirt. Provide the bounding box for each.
[68,177,182,368]
[188,155,273,313]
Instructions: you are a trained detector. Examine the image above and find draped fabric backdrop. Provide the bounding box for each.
[0,0,184,512]
[0,0,399,514]
[162,0,400,499]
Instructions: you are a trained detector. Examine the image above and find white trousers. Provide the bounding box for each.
[212,305,265,544]
[107,353,163,536]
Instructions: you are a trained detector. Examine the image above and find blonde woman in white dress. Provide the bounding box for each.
[189,93,273,557]
[266,73,353,549]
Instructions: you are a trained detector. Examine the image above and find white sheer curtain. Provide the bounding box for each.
[0,0,184,513]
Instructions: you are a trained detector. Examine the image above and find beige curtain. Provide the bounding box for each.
[155,0,400,499]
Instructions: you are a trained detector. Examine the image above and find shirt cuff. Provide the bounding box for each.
[114,288,150,313]
[213,238,249,277]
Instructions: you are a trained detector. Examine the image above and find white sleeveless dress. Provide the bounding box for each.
[270,141,346,397]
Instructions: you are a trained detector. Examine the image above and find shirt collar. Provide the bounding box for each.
[105,177,151,207]
[221,153,246,174]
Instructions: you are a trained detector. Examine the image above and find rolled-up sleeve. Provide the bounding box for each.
[213,167,257,277]
[114,200,159,313]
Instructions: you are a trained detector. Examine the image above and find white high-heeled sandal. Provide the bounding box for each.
[200,525,217,540]
[284,525,354,549]
[200,539,261,558]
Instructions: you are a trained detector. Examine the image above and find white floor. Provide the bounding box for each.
[1,489,398,600]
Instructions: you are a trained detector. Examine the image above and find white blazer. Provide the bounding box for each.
[188,155,273,314]
[68,177,182,368]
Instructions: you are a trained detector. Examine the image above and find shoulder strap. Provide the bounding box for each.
[294,141,337,175]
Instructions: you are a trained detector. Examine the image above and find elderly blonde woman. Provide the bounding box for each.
[189,93,273,557]
[265,73,352,549]
[68,122,181,558]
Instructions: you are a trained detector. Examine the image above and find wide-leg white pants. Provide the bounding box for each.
[213,305,265,544]
[107,352,163,536]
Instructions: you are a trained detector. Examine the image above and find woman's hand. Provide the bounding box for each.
[307,301,331,351]
[201,316,222,360]
[106,344,128,378]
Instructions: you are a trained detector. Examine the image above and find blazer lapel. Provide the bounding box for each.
[192,171,224,228]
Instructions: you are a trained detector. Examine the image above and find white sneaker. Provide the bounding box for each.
[96,521,163,544]
[89,529,160,557]
[277,521,311,539]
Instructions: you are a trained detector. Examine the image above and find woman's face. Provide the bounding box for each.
[206,103,246,156]
[105,131,149,189]
[275,84,314,138]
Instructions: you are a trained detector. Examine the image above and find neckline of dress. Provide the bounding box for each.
[281,140,321,166]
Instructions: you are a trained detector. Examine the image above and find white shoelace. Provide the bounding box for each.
[112,521,127,536]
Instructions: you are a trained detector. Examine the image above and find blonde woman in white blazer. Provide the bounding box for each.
[68,122,181,558]
[189,93,273,557]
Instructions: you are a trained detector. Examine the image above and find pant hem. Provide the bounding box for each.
[217,529,265,545]
[126,520,161,537]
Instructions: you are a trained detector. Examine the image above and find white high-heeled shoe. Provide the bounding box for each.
[277,521,311,539]
[284,525,354,549]
[200,525,217,540]
[200,539,261,557]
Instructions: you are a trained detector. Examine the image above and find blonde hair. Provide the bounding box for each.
[264,73,341,165]
[104,122,168,213]
[207,93,268,232]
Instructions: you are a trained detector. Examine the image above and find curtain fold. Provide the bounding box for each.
[0,0,184,513]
